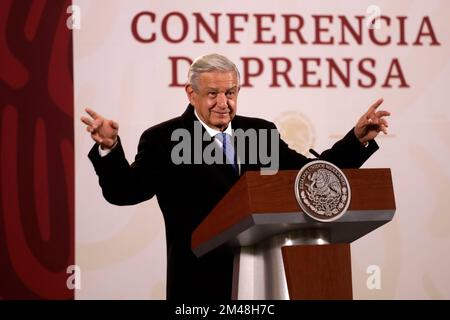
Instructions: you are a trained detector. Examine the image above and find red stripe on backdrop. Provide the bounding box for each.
[0,0,74,299]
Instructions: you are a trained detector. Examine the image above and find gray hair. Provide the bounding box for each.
[187,53,240,91]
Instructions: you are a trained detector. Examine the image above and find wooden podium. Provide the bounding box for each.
[192,169,396,300]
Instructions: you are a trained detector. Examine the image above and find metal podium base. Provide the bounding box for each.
[231,229,330,300]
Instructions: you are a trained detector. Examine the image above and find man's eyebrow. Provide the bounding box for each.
[205,86,238,92]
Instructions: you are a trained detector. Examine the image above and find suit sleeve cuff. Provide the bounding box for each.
[98,140,118,157]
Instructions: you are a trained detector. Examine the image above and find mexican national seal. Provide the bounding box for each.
[294,160,351,222]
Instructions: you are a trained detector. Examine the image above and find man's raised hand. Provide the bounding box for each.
[354,98,391,145]
[81,108,119,149]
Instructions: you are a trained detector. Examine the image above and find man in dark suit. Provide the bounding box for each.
[81,53,390,300]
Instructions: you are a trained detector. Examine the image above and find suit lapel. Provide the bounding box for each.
[231,115,254,175]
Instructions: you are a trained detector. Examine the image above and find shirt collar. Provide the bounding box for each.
[194,109,233,137]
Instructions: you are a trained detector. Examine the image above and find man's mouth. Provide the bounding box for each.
[212,110,229,115]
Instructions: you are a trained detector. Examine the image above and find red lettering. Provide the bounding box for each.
[382,58,409,88]
[131,12,439,49]
[241,57,264,87]
[269,58,294,87]
[338,15,364,45]
[300,58,321,87]
[358,58,376,88]
[413,16,441,46]
[281,14,307,44]
[161,12,188,43]
[326,58,352,88]
[312,15,334,45]
[168,56,192,87]
[193,13,221,43]
[254,14,276,44]
[227,14,249,44]
[369,16,391,46]
[397,16,408,45]
[131,12,156,43]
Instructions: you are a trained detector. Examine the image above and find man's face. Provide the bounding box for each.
[186,71,239,131]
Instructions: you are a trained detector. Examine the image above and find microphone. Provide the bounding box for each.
[309,148,321,159]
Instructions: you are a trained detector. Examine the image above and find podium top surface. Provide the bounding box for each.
[192,169,396,257]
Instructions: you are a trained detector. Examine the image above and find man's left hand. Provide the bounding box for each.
[354,98,391,145]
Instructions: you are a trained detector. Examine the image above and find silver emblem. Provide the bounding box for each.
[294,160,351,222]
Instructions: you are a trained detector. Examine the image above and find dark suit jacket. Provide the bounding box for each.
[88,104,378,300]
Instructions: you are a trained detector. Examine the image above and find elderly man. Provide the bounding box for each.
[81,53,390,300]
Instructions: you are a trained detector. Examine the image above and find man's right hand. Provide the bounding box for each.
[81,108,119,149]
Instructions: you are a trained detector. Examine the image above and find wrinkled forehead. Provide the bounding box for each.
[197,71,239,90]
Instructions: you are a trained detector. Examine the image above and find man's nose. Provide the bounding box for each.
[217,93,227,107]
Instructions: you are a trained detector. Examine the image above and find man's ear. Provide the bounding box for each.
[185,84,196,105]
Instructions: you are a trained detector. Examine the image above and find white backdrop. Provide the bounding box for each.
[74,0,450,299]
